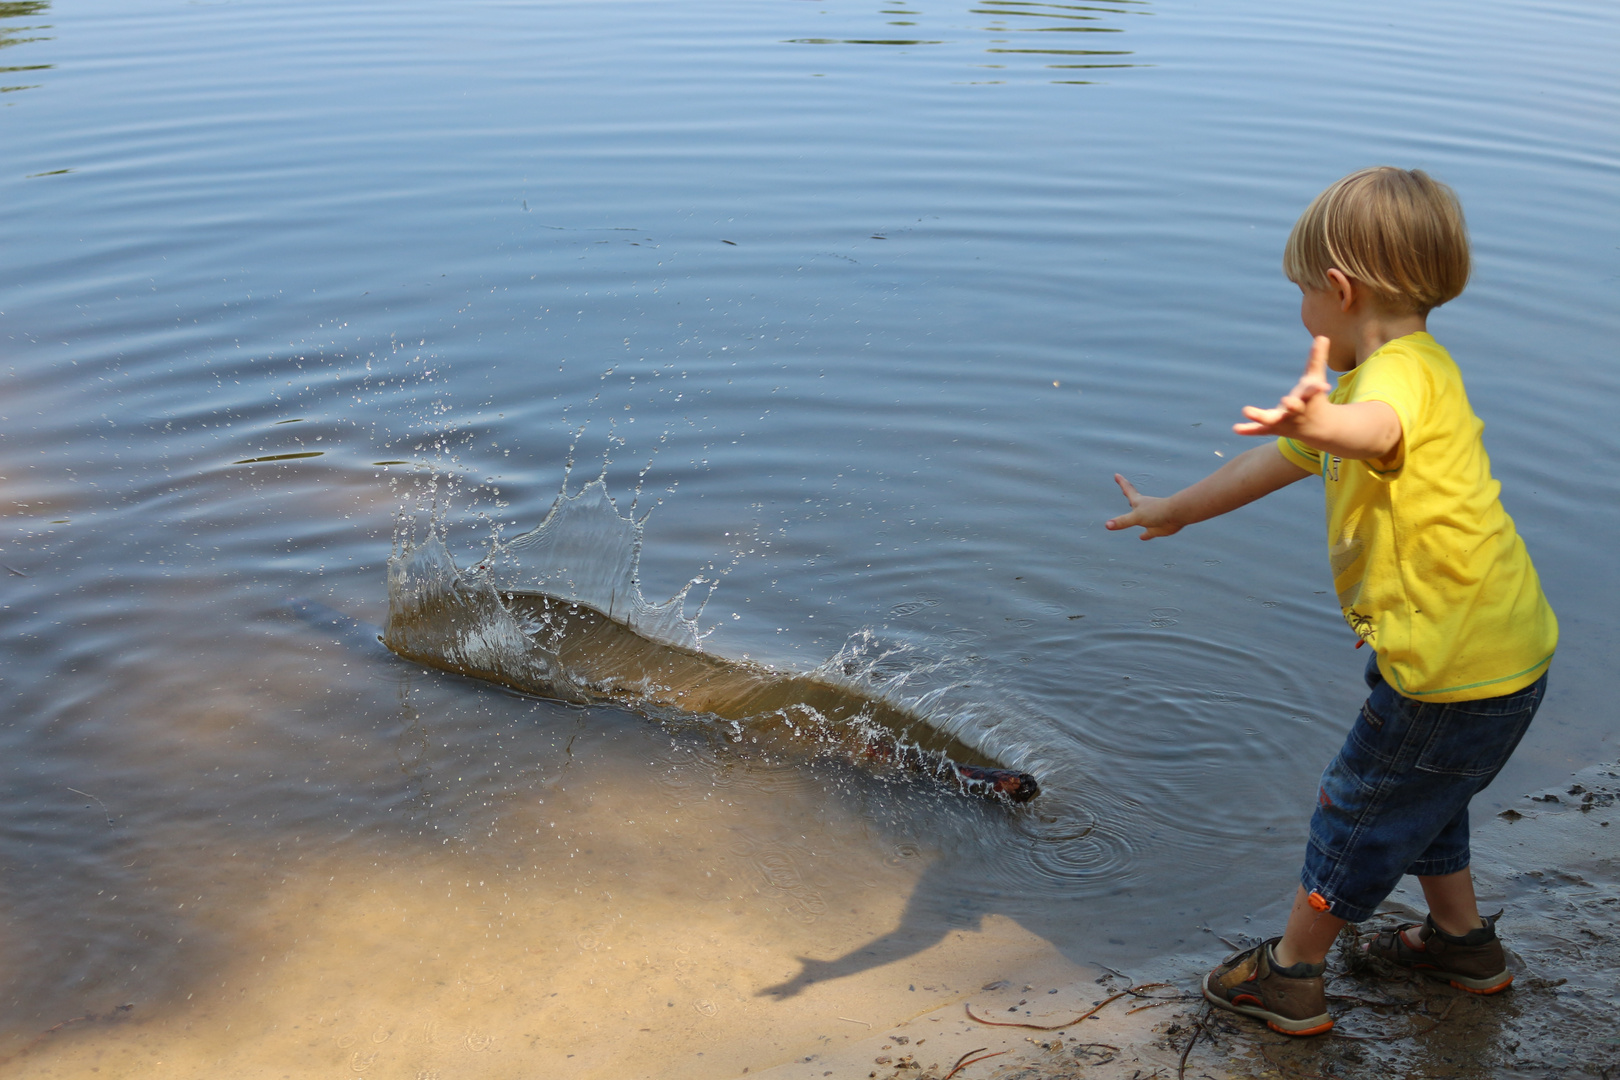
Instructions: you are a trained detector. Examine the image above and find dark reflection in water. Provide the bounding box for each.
[0,1,52,98]
[785,0,1149,82]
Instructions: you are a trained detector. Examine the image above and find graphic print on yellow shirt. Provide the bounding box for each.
[1276,333,1557,702]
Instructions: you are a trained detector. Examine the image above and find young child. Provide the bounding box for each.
[1105,167,1557,1037]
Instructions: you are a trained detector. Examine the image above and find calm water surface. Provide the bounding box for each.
[2,0,1617,1074]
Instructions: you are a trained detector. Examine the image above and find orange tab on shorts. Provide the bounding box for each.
[1308,890,1331,912]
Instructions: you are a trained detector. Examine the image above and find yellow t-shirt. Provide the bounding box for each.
[1276,332,1556,702]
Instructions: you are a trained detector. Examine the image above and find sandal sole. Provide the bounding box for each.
[1386,961,1514,994]
[1448,971,1514,994]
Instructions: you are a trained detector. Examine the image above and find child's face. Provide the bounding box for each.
[1297,283,1359,372]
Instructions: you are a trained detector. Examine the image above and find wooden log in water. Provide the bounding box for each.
[381,586,1039,804]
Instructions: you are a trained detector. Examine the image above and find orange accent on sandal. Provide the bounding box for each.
[1268,1019,1335,1037]
[1308,891,1330,913]
[1453,975,1513,995]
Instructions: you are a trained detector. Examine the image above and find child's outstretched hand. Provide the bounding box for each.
[1233,335,1334,438]
[1105,473,1182,540]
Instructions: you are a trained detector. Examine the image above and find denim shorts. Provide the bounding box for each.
[1300,651,1547,923]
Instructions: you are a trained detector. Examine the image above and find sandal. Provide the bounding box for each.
[1202,938,1333,1036]
[1366,911,1512,994]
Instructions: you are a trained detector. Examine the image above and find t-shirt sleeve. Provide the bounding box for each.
[1347,347,1431,479]
[1276,436,1322,474]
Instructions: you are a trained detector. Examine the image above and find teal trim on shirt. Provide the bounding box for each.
[1386,651,1555,698]
[1281,437,1322,472]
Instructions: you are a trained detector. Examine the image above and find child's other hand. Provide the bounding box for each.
[1233,336,1334,438]
[1105,473,1181,540]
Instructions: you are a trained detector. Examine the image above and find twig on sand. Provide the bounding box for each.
[41,1015,93,1036]
[1176,1027,1200,1079]
[1068,1041,1120,1058]
[943,1048,1007,1079]
[944,1047,987,1076]
[67,788,114,826]
[965,983,1171,1031]
[1177,1006,1211,1080]
[1127,999,1179,1014]
[837,1016,870,1027]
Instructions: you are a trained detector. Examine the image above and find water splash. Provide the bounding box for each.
[497,474,712,649]
[384,471,1039,803]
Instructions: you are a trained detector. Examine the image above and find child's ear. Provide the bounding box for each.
[1325,268,1355,312]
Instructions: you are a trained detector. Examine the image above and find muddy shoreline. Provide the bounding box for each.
[748,762,1619,1080]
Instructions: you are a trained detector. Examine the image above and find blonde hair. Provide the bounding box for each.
[1284,167,1471,314]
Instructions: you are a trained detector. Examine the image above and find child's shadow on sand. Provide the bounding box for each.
[756,846,1075,1000]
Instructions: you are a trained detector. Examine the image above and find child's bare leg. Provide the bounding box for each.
[1272,886,1346,968]
[1417,867,1485,937]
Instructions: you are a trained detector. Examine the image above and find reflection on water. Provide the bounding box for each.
[785,0,1147,83]
[0,1,52,99]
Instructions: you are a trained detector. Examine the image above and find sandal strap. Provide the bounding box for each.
[1424,910,1502,947]
[1370,922,1427,963]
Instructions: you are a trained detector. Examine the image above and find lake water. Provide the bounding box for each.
[2,0,1616,1075]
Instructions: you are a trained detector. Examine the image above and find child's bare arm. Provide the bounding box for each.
[1233,336,1402,462]
[1106,443,1311,540]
